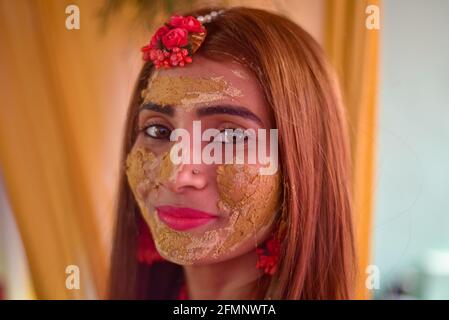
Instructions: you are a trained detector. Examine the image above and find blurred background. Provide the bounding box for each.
[0,0,447,299]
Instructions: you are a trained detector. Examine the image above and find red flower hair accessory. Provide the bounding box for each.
[141,10,224,69]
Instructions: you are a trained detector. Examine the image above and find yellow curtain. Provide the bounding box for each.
[324,0,380,299]
[0,0,146,298]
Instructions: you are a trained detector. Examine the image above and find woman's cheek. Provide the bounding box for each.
[125,147,178,206]
[215,163,282,252]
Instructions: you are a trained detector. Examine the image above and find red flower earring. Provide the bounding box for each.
[256,236,281,275]
[255,217,286,275]
[136,218,165,265]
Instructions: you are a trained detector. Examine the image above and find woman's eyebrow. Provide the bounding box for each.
[196,104,264,126]
[139,102,174,116]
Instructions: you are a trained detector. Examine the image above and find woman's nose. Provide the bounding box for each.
[166,163,207,193]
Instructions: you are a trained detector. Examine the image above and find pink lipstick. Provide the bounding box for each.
[156,206,218,231]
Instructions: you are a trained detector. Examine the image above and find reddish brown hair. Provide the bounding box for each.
[109,6,356,299]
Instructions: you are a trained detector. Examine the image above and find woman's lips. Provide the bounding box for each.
[156,205,218,231]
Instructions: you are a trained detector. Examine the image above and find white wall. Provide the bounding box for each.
[373,0,449,298]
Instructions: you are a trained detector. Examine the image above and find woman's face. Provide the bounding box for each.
[126,56,281,265]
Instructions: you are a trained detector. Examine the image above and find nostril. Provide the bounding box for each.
[167,164,207,193]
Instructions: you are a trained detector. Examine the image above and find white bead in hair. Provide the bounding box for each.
[196,9,225,24]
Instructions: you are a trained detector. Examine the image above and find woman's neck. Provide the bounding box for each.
[183,249,263,299]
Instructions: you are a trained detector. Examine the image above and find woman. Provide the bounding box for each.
[109,6,356,300]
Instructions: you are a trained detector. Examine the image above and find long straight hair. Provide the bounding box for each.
[109,6,356,299]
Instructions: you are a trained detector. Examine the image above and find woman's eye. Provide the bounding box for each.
[143,124,171,140]
[215,129,248,144]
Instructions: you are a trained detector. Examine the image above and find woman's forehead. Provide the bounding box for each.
[144,56,272,125]
[154,55,250,81]
[149,56,262,101]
